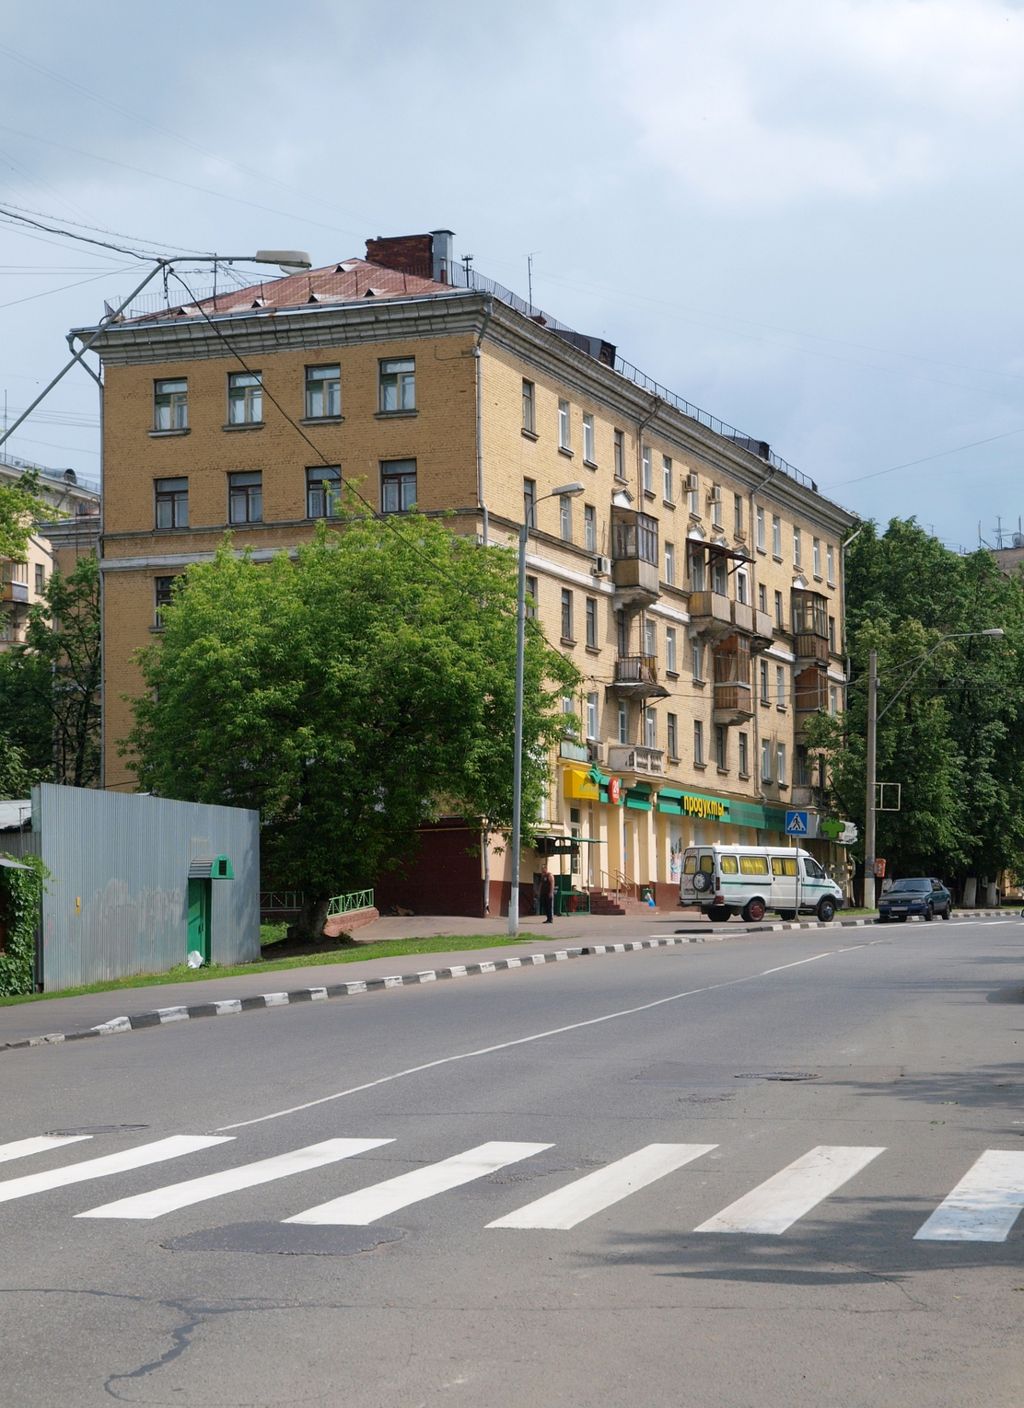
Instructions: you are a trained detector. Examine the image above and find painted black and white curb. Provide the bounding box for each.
[1,911,1015,1054]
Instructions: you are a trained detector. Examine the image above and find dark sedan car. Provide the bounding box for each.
[877,877,952,922]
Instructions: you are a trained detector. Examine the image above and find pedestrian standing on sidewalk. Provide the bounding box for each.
[540,865,555,923]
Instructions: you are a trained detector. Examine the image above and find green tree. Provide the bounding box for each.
[125,517,581,936]
[808,519,1024,892]
[0,470,49,561]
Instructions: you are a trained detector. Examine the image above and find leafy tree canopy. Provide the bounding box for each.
[0,470,50,561]
[126,516,581,933]
[808,518,1024,885]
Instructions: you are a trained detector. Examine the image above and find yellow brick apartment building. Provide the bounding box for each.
[82,230,857,915]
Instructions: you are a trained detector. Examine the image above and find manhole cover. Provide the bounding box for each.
[163,1222,407,1256]
[46,1124,150,1136]
[734,1072,819,1082]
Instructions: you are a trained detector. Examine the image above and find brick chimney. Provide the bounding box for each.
[364,230,455,283]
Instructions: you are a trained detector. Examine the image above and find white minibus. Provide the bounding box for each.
[679,844,843,923]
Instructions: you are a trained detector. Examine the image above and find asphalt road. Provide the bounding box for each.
[2,915,1023,1408]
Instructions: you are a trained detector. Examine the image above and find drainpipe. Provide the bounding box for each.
[748,466,777,835]
[474,296,494,546]
[840,524,863,683]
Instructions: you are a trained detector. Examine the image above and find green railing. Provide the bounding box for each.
[327,888,375,916]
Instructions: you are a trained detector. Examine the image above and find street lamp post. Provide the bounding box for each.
[863,628,1004,909]
[508,482,584,935]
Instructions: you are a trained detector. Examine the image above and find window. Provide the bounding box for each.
[585,596,598,649]
[740,854,770,876]
[153,575,177,628]
[616,608,628,656]
[777,742,787,787]
[813,537,822,577]
[613,428,625,479]
[690,546,706,591]
[665,541,675,585]
[381,458,417,513]
[560,588,574,641]
[155,476,188,529]
[617,700,628,743]
[772,854,798,878]
[720,855,739,874]
[692,639,705,682]
[828,615,836,652]
[667,712,678,758]
[525,575,538,619]
[228,470,262,523]
[796,745,812,787]
[734,493,743,536]
[642,445,652,494]
[379,357,415,412]
[644,706,657,749]
[829,684,839,716]
[738,731,749,777]
[756,506,765,551]
[694,720,705,766]
[522,379,536,434]
[714,724,727,769]
[688,472,699,516]
[306,465,341,518]
[305,364,341,419]
[761,738,773,782]
[154,378,187,430]
[774,590,784,628]
[34,563,45,595]
[776,664,786,708]
[666,626,677,674]
[759,659,769,704]
[711,553,727,596]
[644,618,656,656]
[227,371,262,424]
[560,493,574,542]
[772,514,782,557]
[663,454,673,501]
[736,568,749,605]
[583,413,595,463]
[586,691,599,740]
[827,544,836,585]
[584,503,596,553]
[711,484,723,527]
[523,477,536,529]
[558,398,571,451]
[758,583,768,613]
[793,527,802,566]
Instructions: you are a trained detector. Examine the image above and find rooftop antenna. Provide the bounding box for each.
[527,252,538,313]
[461,252,474,285]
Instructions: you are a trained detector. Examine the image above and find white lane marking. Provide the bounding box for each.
[0,1135,92,1165]
[285,1141,552,1226]
[0,1135,231,1205]
[695,1145,885,1235]
[217,944,878,1132]
[488,1143,717,1230]
[77,1137,393,1220]
[914,1151,1024,1242]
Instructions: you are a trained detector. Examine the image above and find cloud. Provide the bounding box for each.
[605,0,1024,208]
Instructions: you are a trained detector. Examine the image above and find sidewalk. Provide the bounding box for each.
[1,907,1003,1053]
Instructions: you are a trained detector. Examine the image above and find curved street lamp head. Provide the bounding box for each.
[549,481,585,498]
[980,627,1005,637]
[253,249,312,272]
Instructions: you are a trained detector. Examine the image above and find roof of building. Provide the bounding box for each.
[0,799,31,831]
[131,258,458,324]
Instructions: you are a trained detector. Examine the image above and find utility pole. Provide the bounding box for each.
[863,649,878,910]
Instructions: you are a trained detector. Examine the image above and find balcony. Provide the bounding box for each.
[729,599,774,650]
[790,784,820,809]
[611,506,660,608]
[611,556,660,608]
[713,633,754,725]
[0,580,29,605]
[795,664,829,734]
[610,654,669,700]
[688,590,732,639]
[606,743,665,779]
[792,590,829,663]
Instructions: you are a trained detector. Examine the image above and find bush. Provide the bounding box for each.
[0,854,45,996]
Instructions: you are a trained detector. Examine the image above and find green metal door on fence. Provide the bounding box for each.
[187,878,211,964]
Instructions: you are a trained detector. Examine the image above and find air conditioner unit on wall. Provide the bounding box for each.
[707,486,722,503]
[683,472,698,494]
[592,555,611,576]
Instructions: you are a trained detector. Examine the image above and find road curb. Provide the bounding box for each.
[1,912,1013,1054]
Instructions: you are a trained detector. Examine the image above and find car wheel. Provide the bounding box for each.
[941,906,951,920]
[707,905,731,923]
[816,897,836,922]
[924,904,934,921]
[742,898,767,922]
[877,916,890,923]
[778,909,797,921]
[899,914,909,922]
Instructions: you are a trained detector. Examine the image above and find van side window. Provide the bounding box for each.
[804,857,825,879]
[739,855,769,875]
[772,856,799,876]
[720,856,738,874]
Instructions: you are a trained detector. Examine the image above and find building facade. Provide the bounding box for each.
[80,230,857,913]
[0,456,100,649]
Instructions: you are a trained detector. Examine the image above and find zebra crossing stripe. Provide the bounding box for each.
[695,1145,886,1235]
[0,1135,93,1165]
[0,1135,232,1205]
[285,1141,552,1226]
[77,1137,393,1220]
[487,1143,718,1230]
[914,1151,1024,1242]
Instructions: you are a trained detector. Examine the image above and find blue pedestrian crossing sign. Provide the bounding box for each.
[785,810,809,836]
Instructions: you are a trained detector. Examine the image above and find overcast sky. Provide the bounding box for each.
[1,0,1022,550]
